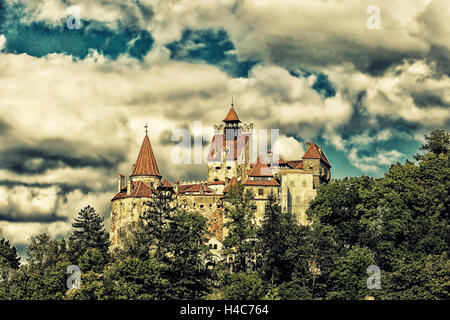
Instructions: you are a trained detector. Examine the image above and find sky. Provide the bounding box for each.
[0,0,449,258]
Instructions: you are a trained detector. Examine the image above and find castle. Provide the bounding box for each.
[110,104,331,258]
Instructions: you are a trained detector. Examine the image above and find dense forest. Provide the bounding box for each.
[0,130,448,300]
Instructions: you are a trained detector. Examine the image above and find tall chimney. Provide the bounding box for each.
[118,174,125,193]
[127,178,131,194]
[306,142,311,149]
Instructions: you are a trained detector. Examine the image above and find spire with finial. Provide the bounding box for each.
[131,122,161,177]
[223,98,241,123]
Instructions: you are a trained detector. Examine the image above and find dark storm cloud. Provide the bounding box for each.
[166,28,258,78]
[0,118,11,135]
[0,0,154,60]
[0,210,67,223]
[0,138,126,175]
[266,35,423,77]
[0,180,96,195]
[411,91,449,108]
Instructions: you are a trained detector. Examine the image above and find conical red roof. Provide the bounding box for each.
[131,135,162,177]
[223,106,241,123]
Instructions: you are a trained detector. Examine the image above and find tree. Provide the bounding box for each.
[223,182,257,273]
[79,247,106,274]
[104,257,167,300]
[414,129,449,161]
[140,190,177,260]
[163,210,212,299]
[68,205,109,264]
[0,238,21,299]
[222,272,266,300]
[326,246,376,300]
[27,234,67,274]
[0,238,21,269]
[257,192,302,284]
[378,252,450,300]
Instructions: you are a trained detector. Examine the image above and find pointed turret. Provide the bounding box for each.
[131,134,162,177]
[223,105,241,123]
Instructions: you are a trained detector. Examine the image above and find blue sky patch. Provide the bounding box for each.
[0,1,153,60]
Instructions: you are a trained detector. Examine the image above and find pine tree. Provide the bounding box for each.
[257,192,301,284]
[69,205,109,264]
[0,238,21,269]
[223,182,257,273]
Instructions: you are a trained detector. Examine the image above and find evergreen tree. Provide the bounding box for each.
[414,129,449,161]
[0,238,20,269]
[223,182,257,273]
[68,205,109,264]
[257,192,301,284]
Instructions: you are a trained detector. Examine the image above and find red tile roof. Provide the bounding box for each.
[208,181,225,185]
[161,179,173,188]
[131,135,162,177]
[111,181,153,200]
[287,160,303,169]
[248,155,273,177]
[178,183,214,194]
[223,106,240,122]
[129,181,153,198]
[244,178,280,186]
[302,142,331,167]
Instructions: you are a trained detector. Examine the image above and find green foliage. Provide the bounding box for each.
[79,248,106,273]
[326,246,375,300]
[68,205,109,265]
[104,257,167,300]
[222,272,266,300]
[258,192,305,284]
[277,279,312,300]
[414,129,449,161]
[0,238,21,269]
[223,182,257,273]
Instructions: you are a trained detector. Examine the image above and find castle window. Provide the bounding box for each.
[258,189,263,196]
[214,244,218,249]
[194,203,196,207]
[227,166,231,170]
[214,178,219,182]
[209,204,212,208]
[200,204,204,209]
[215,166,221,170]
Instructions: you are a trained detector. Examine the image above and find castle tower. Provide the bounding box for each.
[110,126,163,249]
[130,129,162,189]
[207,102,253,183]
[302,142,331,188]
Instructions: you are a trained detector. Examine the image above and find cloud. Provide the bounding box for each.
[0,34,5,51]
